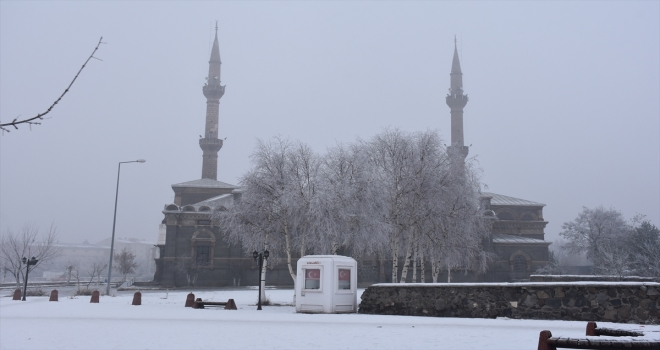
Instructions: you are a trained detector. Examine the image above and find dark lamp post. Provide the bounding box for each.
[253,250,269,310]
[106,159,145,295]
[21,256,38,301]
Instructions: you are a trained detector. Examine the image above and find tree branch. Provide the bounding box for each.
[0,37,104,133]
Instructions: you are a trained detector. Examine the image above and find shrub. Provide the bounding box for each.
[75,288,95,296]
[26,287,46,296]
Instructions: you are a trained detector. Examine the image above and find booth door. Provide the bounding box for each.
[334,267,355,312]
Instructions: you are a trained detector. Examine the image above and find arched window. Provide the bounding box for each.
[165,204,179,211]
[191,229,216,268]
[497,212,515,221]
[513,255,527,280]
[182,206,195,212]
[198,206,211,212]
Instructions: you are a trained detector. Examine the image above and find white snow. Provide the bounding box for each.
[1,288,658,350]
[373,281,660,287]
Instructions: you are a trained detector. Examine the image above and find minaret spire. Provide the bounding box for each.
[200,23,226,180]
[446,36,469,159]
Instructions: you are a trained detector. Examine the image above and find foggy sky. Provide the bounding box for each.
[1,2,658,245]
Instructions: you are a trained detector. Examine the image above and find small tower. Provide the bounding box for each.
[199,22,225,180]
[446,36,469,159]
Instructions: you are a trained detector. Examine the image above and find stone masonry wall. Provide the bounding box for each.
[529,275,659,283]
[359,282,659,324]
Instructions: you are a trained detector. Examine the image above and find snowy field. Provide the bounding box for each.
[1,288,658,350]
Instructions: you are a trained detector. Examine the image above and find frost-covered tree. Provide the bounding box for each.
[363,128,417,283]
[311,142,387,257]
[560,206,630,270]
[626,220,660,277]
[421,147,493,283]
[214,137,315,285]
[217,129,493,285]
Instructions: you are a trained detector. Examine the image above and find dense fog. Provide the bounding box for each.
[1,2,658,245]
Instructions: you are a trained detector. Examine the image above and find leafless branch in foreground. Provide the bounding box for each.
[0,37,105,133]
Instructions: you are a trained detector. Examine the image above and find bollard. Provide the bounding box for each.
[12,289,21,301]
[90,290,100,303]
[586,321,597,336]
[193,297,203,309]
[185,292,195,307]
[132,291,141,306]
[537,330,553,350]
[49,289,58,302]
[224,299,237,310]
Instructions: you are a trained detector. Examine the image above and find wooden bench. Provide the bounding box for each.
[192,298,237,310]
[586,321,644,337]
[537,322,659,350]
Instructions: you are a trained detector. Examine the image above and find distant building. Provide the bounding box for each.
[95,238,157,277]
[45,238,156,281]
[444,38,550,281]
[153,33,550,286]
[153,26,276,287]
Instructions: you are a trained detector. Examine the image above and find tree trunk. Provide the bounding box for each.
[284,224,296,283]
[431,260,438,283]
[391,235,400,283]
[331,238,339,255]
[413,245,420,283]
[260,258,268,302]
[400,237,414,283]
[447,262,451,283]
[420,251,425,283]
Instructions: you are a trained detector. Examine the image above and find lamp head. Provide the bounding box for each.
[137,159,146,163]
[252,251,259,260]
[263,250,269,259]
[22,257,27,264]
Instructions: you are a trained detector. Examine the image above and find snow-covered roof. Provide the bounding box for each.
[171,178,238,189]
[492,233,551,245]
[482,192,545,207]
[194,193,234,208]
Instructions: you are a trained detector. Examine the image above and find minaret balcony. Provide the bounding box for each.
[199,137,223,153]
[203,84,225,100]
[446,94,468,109]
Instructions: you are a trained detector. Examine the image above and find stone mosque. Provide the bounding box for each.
[152,30,550,286]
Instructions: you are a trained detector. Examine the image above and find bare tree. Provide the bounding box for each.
[0,37,104,133]
[61,260,78,284]
[0,224,61,288]
[113,247,138,282]
[87,260,108,287]
[174,255,201,287]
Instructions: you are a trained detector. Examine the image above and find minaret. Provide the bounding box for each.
[445,36,469,159]
[199,22,225,180]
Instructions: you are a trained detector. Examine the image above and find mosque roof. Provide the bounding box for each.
[492,234,551,245]
[171,178,238,189]
[482,192,545,207]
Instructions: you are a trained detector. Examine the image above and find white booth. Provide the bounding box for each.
[295,255,358,313]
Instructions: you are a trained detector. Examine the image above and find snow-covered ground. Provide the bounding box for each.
[1,288,657,350]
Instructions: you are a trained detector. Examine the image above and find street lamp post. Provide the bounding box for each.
[106,159,145,296]
[252,250,269,310]
[21,256,38,301]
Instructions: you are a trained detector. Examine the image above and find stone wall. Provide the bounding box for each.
[358,282,659,324]
[530,275,659,283]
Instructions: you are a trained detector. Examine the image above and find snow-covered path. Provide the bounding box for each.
[1,289,657,350]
